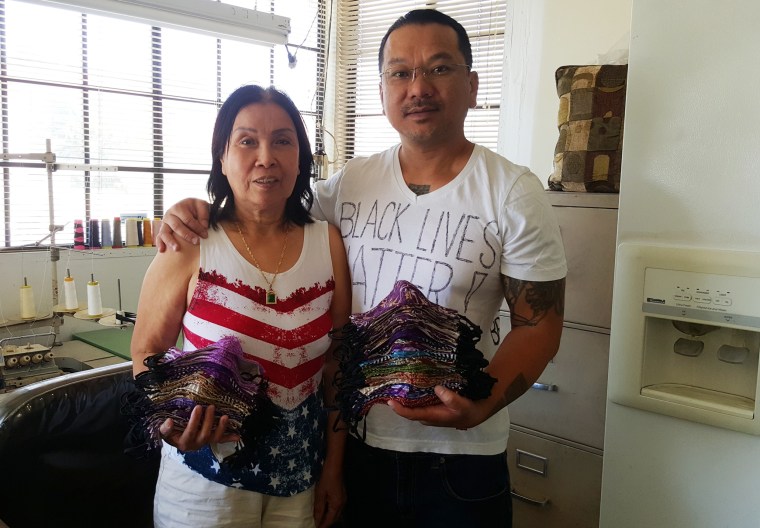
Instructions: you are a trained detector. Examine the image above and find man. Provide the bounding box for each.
[157,9,566,527]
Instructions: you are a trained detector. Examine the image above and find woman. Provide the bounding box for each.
[131,85,350,528]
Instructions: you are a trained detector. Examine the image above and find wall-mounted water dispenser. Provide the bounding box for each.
[608,243,760,435]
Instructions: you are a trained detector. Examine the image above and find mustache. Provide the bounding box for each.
[403,98,439,113]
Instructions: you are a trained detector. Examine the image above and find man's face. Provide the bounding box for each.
[379,23,478,148]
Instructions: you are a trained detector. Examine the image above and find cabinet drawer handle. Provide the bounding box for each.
[511,488,549,507]
[531,382,558,392]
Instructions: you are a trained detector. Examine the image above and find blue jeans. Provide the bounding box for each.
[342,436,512,528]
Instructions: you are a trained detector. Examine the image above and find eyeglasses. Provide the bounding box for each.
[380,63,471,86]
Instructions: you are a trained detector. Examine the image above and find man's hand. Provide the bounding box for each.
[156,198,211,252]
[386,385,491,430]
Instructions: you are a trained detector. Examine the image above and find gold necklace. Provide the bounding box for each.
[234,221,290,305]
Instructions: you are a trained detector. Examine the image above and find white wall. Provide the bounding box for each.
[499,0,633,181]
[0,248,154,343]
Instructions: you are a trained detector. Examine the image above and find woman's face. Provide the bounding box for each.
[220,102,300,213]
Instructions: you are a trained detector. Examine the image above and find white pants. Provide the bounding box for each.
[153,446,316,528]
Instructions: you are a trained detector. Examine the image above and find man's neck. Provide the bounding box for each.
[398,139,475,193]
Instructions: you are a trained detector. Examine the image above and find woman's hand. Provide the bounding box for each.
[313,461,346,528]
[158,404,240,452]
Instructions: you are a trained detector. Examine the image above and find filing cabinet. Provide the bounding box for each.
[508,427,603,528]
[505,192,618,527]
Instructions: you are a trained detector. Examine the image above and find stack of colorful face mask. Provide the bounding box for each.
[126,335,274,466]
[333,280,496,434]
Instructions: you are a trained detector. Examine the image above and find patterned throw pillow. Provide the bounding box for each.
[548,64,628,192]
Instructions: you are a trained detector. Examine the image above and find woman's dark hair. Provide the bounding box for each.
[207,84,314,228]
[378,9,473,72]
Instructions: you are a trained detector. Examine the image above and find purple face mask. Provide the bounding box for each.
[332,280,496,438]
[127,335,274,468]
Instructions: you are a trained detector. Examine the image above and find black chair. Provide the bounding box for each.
[0,363,159,528]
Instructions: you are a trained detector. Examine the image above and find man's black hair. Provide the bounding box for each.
[378,9,473,72]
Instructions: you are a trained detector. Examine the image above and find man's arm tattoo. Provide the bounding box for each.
[501,374,529,407]
[502,276,565,328]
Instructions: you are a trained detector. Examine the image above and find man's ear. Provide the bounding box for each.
[379,81,386,115]
[468,70,479,108]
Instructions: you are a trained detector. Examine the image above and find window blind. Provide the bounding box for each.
[329,0,506,172]
[0,0,324,248]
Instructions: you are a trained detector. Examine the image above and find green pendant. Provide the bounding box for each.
[266,290,277,305]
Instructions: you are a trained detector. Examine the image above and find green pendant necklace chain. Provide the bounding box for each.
[234,221,290,305]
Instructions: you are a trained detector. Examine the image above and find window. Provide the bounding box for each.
[329,0,506,169]
[0,0,324,248]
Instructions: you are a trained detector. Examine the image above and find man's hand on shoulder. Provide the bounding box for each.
[156,198,211,252]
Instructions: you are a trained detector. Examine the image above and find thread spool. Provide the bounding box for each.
[87,274,103,316]
[136,219,144,246]
[125,218,139,247]
[20,278,36,319]
[88,219,101,248]
[63,269,79,310]
[112,217,123,248]
[73,219,85,250]
[152,218,162,244]
[142,218,153,246]
[101,219,113,248]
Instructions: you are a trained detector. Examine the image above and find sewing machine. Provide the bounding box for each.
[0,338,63,391]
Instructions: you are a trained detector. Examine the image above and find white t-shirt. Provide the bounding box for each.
[313,143,567,455]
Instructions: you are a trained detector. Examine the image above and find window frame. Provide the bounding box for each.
[328,0,507,173]
[0,0,325,249]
